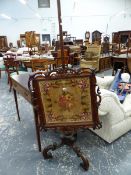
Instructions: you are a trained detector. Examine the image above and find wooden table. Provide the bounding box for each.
[16,57,56,69]
[11,73,31,119]
[111,54,131,75]
[11,73,41,151]
[11,73,42,152]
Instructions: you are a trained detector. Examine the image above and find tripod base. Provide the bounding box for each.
[42,133,89,171]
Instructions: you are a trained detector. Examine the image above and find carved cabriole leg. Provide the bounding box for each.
[72,145,89,171]
[43,142,63,159]
[42,133,89,171]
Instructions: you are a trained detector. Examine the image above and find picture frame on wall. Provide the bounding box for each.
[38,0,50,8]
[42,34,51,44]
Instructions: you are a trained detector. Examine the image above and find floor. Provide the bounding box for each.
[0,70,131,175]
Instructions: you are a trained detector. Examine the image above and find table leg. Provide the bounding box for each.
[13,88,20,121]
[33,109,42,152]
[112,65,115,76]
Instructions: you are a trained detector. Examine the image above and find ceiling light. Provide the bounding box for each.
[1,13,12,19]
[19,0,27,5]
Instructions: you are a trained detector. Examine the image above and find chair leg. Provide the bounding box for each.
[42,133,89,171]
[9,78,12,92]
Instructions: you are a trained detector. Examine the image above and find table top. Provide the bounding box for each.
[112,53,131,59]
[11,72,30,91]
[16,54,54,61]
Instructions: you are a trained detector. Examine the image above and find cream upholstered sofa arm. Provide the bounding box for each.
[96,76,114,89]
[98,89,125,126]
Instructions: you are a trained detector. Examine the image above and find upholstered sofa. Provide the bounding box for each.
[90,76,131,143]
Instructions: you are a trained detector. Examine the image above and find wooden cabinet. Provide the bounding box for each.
[119,31,131,47]
[112,31,131,54]
[112,32,119,43]
[99,57,111,72]
[112,31,131,44]
[0,36,8,52]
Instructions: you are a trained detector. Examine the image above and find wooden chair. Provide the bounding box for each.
[4,57,27,92]
[28,68,102,171]
[80,45,101,72]
[31,59,55,72]
[56,49,71,67]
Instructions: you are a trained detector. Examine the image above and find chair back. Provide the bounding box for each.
[4,57,19,74]
[55,49,69,67]
[31,59,52,72]
[80,45,101,71]
[57,49,68,58]
[86,45,101,56]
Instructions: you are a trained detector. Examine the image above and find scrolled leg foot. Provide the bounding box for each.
[72,145,89,171]
[42,142,62,159]
[80,158,89,171]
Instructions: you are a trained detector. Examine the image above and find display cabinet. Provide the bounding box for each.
[112,30,131,54]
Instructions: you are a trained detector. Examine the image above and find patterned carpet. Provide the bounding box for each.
[0,71,131,175]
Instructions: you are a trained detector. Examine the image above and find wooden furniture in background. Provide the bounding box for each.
[20,32,40,48]
[111,54,131,75]
[0,36,8,52]
[28,68,102,171]
[57,31,71,41]
[31,59,55,72]
[112,30,131,54]
[99,57,111,72]
[92,30,102,45]
[11,73,31,122]
[25,31,40,55]
[85,31,90,42]
[127,58,131,73]
[80,45,101,71]
[4,57,27,92]
[101,35,110,55]
[74,39,83,46]
[55,49,69,67]
[23,59,56,70]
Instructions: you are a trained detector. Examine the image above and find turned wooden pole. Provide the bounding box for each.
[57,0,65,69]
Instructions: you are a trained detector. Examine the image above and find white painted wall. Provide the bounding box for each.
[0,0,131,46]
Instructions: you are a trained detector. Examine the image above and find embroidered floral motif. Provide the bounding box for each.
[58,88,74,111]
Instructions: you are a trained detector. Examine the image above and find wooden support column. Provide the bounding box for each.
[57,0,65,69]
